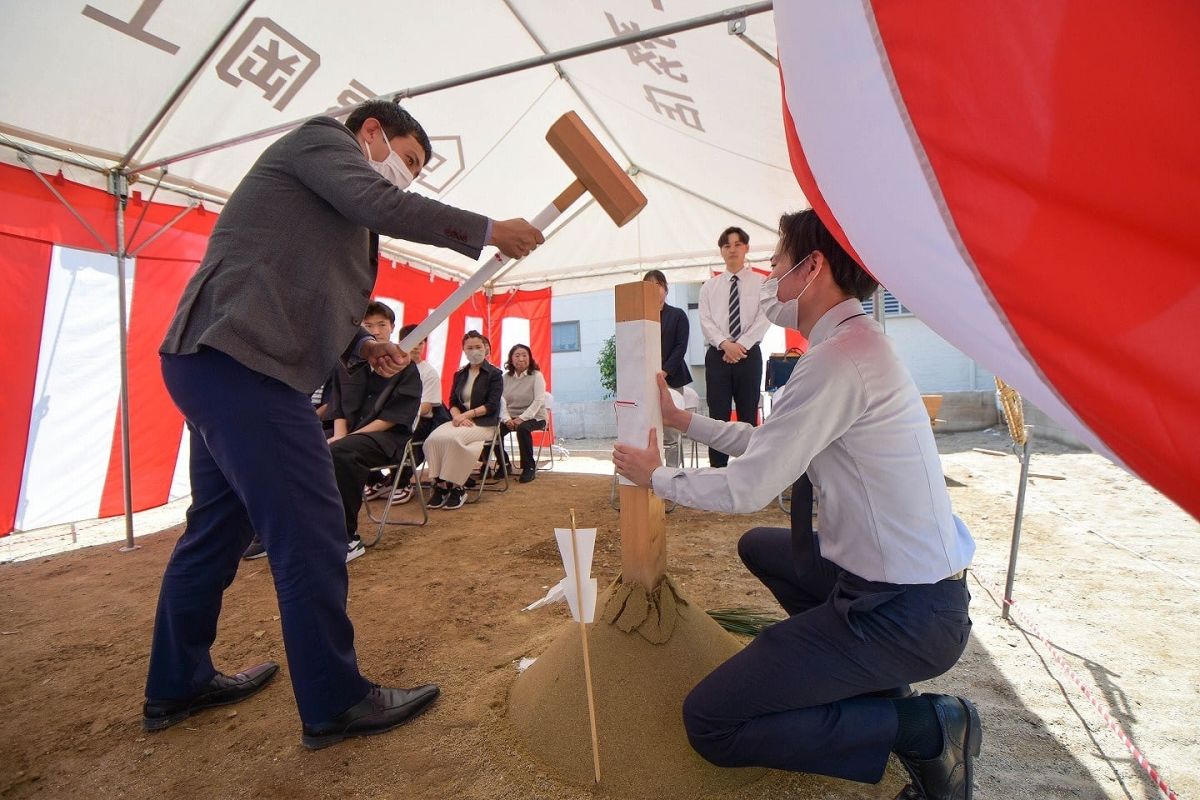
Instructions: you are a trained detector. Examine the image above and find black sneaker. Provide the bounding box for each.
[443,487,466,510]
[243,537,267,560]
[427,485,448,509]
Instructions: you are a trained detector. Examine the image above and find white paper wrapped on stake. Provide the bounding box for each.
[554,528,596,578]
[554,527,598,623]
[558,576,598,623]
[614,319,663,486]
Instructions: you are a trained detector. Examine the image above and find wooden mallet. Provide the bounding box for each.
[398,111,647,351]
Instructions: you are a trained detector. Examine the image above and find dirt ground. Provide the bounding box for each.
[0,430,1196,800]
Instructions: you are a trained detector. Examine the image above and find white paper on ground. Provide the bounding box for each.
[614,318,664,486]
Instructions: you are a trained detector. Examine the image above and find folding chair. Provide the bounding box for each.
[471,426,509,502]
[532,392,557,471]
[362,439,428,546]
[503,392,561,472]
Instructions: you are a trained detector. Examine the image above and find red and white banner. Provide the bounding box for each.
[0,164,551,535]
[775,1,1200,520]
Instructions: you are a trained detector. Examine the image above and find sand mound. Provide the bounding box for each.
[508,576,766,798]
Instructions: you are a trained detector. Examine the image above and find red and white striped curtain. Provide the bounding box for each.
[0,164,552,535]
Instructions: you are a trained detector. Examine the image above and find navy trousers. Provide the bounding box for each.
[145,349,372,725]
[704,343,762,468]
[682,507,972,782]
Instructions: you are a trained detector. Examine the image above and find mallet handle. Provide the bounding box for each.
[397,200,563,351]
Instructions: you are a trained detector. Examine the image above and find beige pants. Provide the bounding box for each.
[424,422,497,487]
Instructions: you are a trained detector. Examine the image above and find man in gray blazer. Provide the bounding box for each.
[143,99,542,749]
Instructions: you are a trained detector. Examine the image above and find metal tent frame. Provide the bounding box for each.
[0,1,774,548]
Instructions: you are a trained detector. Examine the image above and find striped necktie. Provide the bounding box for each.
[728,274,742,339]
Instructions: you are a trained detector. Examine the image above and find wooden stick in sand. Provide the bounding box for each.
[569,508,602,784]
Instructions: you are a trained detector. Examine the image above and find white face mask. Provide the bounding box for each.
[465,349,487,366]
[760,254,819,329]
[362,135,416,190]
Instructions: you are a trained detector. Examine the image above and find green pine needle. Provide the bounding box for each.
[707,607,783,637]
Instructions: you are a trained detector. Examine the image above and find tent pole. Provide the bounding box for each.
[116,0,257,170]
[487,197,598,288]
[636,167,775,231]
[16,154,113,253]
[1001,431,1032,621]
[728,19,779,66]
[129,201,197,257]
[124,169,168,251]
[130,1,774,176]
[500,0,635,166]
[111,171,140,553]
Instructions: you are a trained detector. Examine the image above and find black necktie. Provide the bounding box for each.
[728,274,742,339]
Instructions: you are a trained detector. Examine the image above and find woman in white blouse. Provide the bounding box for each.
[499,344,547,483]
[424,331,503,510]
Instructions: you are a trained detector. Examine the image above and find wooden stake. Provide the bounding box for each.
[569,508,602,784]
[613,281,668,591]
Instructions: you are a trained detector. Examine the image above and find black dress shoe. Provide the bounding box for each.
[143,661,279,731]
[896,694,982,800]
[518,467,535,483]
[301,683,440,750]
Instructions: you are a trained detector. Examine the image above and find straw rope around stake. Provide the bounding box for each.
[971,569,1180,800]
[994,376,1027,447]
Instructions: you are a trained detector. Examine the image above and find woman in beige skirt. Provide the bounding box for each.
[425,331,504,510]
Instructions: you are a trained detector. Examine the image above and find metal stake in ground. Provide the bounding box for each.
[995,377,1033,621]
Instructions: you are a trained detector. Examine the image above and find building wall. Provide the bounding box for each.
[549,287,999,437]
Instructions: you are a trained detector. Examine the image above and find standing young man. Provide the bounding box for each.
[698,226,770,467]
[145,99,542,749]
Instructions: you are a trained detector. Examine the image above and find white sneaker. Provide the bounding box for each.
[346,537,365,563]
[392,484,414,504]
[363,480,392,500]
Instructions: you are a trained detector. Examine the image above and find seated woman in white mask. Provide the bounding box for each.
[424,331,503,510]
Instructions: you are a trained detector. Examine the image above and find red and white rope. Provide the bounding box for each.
[971,569,1180,800]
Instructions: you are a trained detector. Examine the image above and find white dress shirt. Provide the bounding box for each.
[414,360,441,428]
[652,298,975,584]
[699,268,772,349]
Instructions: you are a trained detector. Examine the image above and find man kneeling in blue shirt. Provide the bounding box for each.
[614,209,980,800]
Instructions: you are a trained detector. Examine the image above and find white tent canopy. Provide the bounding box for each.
[1,0,800,294]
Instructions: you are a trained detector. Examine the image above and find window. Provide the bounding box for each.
[861,289,911,317]
[552,321,581,353]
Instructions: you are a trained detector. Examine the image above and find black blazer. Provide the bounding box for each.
[326,362,421,462]
[660,303,693,389]
[449,360,504,426]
